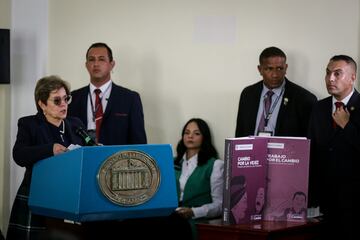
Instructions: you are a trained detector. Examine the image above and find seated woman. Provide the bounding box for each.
[174,118,224,239]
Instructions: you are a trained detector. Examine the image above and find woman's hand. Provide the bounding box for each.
[175,207,194,219]
[53,143,68,155]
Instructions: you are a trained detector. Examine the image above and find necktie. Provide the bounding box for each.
[333,101,344,128]
[94,89,103,143]
[258,90,274,132]
[335,101,344,109]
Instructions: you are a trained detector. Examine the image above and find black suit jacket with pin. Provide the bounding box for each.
[68,82,147,145]
[235,78,317,137]
[307,90,360,226]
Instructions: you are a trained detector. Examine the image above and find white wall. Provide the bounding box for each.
[2,0,48,234]
[0,0,11,233]
[48,0,359,158]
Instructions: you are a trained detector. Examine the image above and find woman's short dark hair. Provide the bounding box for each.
[34,75,70,112]
[175,118,218,166]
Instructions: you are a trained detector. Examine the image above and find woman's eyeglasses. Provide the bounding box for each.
[49,95,72,106]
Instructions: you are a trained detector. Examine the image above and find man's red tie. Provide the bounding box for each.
[333,101,344,128]
[94,89,103,143]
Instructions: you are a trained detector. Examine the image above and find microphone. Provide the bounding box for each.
[76,127,97,146]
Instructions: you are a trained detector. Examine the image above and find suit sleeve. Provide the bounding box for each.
[128,92,147,144]
[307,104,321,208]
[299,91,317,136]
[235,94,242,137]
[235,91,248,137]
[12,118,54,168]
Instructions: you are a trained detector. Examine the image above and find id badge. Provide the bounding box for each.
[257,131,273,137]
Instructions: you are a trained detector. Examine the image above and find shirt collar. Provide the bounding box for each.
[332,89,354,106]
[90,80,112,95]
[262,79,286,97]
[182,153,198,164]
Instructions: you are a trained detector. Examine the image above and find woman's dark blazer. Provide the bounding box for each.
[7,113,85,240]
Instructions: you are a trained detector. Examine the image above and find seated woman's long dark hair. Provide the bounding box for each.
[174,118,218,167]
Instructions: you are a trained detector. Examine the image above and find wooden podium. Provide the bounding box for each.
[196,219,323,240]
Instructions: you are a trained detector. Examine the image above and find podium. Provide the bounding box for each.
[29,144,178,222]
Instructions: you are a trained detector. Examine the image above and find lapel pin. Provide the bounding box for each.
[283,98,289,106]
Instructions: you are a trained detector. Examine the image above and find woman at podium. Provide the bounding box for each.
[174,118,224,239]
[7,75,86,240]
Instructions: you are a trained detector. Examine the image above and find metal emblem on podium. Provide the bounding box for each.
[97,150,161,206]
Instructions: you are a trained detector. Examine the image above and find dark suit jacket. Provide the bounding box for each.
[308,90,360,232]
[13,113,85,169]
[68,83,147,145]
[12,113,85,195]
[235,78,317,137]
[7,113,85,240]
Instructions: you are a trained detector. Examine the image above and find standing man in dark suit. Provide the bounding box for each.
[68,42,147,145]
[235,46,317,137]
[308,55,360,240]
